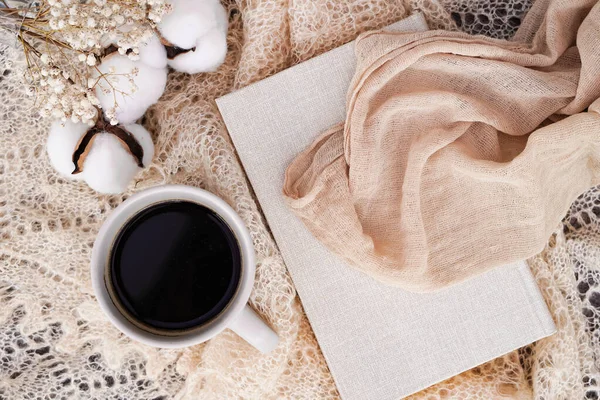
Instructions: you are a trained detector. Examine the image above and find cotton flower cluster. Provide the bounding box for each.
[34,0,230,193]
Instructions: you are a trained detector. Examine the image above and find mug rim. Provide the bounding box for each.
[91,184,255,348]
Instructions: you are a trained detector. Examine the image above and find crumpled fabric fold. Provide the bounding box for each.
[284,0,600,291]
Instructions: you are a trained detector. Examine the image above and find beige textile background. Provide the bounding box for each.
[1,0,599,399]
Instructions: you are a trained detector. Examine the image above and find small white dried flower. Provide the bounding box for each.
[51,108,66,119]
[86,54,97,66]
[53,82,65,94]
[87,93,101,106]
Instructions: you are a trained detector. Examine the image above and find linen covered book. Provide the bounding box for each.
[217,13,556,400]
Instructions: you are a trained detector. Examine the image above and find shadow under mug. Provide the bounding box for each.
[91,185,279,353]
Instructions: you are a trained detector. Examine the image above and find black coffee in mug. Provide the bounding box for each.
[107,201,242,333]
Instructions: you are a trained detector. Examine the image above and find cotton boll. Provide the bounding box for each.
[158,0,226,49]
[93,54,167,124]
[162,0,228,74]
[101,32,168,70]
[137,34,168,69]
[123,124,155,167]
[167,28,227,74]
[81,133,140,194]
[47,120,89,180]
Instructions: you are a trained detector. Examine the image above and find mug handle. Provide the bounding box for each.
[228,304,279,353]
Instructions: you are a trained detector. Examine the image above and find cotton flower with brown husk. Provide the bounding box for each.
[47,116,155,193]
[158,0,228,74]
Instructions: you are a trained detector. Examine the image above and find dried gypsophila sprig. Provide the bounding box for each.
[0,0,171,125]
[47,0,171,56]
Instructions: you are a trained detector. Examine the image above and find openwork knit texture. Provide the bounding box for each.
[2,0,598,399]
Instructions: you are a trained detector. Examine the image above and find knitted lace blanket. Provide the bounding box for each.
[1,0,598,398]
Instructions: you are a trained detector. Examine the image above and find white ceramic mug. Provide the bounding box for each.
[91,185,279,353]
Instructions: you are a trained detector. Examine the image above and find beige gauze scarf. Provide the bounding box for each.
[283,0,600,292]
